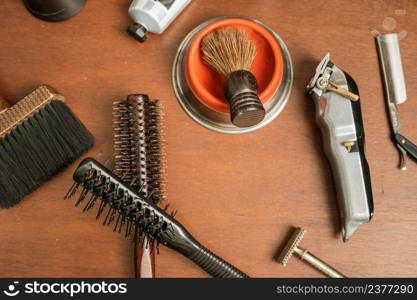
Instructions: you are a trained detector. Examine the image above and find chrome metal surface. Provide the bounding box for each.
[376,33,408,170]
[293,247,345,278]
[307,54,372,241]
[278,227,346,278]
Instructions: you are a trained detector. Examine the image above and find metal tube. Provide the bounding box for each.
[294,247,346,278]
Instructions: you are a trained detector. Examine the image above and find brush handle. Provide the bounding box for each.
[134,239,155,278]
[0,96,10,113]
[189,245,249,278]
[224,70,265,128]
[159,216,248,278]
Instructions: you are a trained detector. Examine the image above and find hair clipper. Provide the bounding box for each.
[306,54,373,241]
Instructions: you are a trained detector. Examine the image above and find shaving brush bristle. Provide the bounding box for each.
[201,27,256,77]
[201,27,265,128]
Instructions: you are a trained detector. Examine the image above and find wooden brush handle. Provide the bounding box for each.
[0,96,10,113]
[134,238,155,278]
[224,70,266,128]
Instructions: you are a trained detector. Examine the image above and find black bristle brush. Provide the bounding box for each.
[113,94,165,278]
[0,85,93,208]
[65,158,248,278]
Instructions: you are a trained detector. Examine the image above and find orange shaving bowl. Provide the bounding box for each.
[172,16,293,134]
[185,18,284,113]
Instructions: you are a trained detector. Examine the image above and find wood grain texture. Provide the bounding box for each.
[0,0,417,278]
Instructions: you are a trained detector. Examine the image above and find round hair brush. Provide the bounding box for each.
[113,94,165,278]
[201,27,266,128]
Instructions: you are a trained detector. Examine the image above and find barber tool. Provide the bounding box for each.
[277,227,346,278]
[201,27,265,127]
[65,158,248,278]
[113,94,165,278]
[127,0,192,42]
[0,85,93,208]
[306,54,373,241]
[172,16,293,133]
[376,33,417,170]
[22,0,87,22]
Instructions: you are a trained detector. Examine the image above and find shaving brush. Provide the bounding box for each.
[201,27,266,128]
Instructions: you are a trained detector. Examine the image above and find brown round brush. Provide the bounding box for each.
[201,27,266,128]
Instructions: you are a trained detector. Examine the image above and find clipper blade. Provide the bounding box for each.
[277,227,305,266]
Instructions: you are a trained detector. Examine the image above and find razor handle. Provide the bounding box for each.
[311,66,373,241]
[394,133,417,162]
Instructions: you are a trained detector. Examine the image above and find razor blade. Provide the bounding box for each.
[376,33,417,169]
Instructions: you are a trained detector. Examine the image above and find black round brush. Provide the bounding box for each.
[201,27,266,128]
[66,158,248,278]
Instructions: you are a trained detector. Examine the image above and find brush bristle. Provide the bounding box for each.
[112,95,165,205]
[65,158,175,251]
[201,27,256,77]
[0,98,93,208]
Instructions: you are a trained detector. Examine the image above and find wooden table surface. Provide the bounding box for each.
[1,0,416,278]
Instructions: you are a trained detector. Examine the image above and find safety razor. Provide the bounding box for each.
[376,33,417,170]
[277,227,346,278]
[306,54,373,241]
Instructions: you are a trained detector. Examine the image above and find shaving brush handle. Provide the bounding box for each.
[224,70,266,128]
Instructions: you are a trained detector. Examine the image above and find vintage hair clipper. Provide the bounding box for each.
[306,54,373,241]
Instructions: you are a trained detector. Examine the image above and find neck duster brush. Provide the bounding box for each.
[0,85,93,208]
[113,94,164,278]
[65,158,248,278]
[201,27,265,128]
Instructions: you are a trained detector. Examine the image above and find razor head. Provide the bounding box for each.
[277,227,306,266]
[306,53,331,94]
